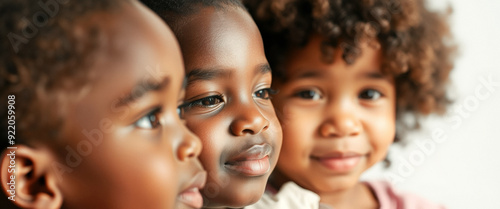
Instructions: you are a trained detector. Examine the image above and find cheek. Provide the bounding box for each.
[275,102,304,129]
[366,108,396,162]
[186,118,225,171]
[263,106,283,148]
[186,116,219,146]
[198,138,223,173]
[123,156,178,208]
[144,156,179,197]
[277,105,315,167]
[97,146,178,207]
[148,155,178,181]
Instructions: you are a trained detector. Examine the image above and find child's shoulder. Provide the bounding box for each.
[364,181,446,209]
[246,181,324,209]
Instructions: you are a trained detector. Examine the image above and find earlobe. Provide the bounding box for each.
[0,145,63,209]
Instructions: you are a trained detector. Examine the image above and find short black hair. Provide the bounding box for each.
[141,0,246,33]
[141,0,245,15]
[0,0,130,151]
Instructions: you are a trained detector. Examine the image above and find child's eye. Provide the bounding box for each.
[181,95,224,110]
[359,89,382,100]
[176,106,184,119]
[254,88,276,100]
[134,108,161,129]
[294,89,322,100]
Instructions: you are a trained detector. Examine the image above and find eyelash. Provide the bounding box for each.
[134,108,162,129]
[254,88,277,100]
[179,88,275,113]
[359,89,383,100]
[180,94,225,111]
[176,106,185,119]
[293,88,383,101]
[293,89,322,100]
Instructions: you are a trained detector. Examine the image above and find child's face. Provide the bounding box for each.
[51,3,205,209]
[272,35,396,194]
[176,7,282,207]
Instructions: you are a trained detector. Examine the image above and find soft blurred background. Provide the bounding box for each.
[362,0,500,208]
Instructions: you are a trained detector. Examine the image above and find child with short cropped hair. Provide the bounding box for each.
[0,0,206,208]
[245,0,455,208]
[141,0,283,208]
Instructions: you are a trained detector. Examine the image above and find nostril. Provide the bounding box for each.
[187,152,196,159]
[178,140,198,161]
[230,110,270,136]
[241,129,256,135]
[262,125,269,131]
[320,122,336,138]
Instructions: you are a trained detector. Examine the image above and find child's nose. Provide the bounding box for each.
[320,102,362,138]
[176,125,202,162]
[229,103,270,136]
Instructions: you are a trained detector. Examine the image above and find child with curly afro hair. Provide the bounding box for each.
[244,0,456,208]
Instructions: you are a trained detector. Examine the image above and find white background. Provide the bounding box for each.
[362,0,500,208]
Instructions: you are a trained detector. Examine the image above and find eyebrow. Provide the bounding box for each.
[291,69,388,80]
[182,76,188,89]
[186,68,228,84]
[186,63,272,85]
[360,71,388,80]
[290,70,323,80]
[257,64,272,75]
[116,77,170,107]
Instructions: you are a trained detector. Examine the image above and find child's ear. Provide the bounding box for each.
[0,145,63,209]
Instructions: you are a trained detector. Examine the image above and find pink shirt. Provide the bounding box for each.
[365,181,446,209]
[248,181,445,209]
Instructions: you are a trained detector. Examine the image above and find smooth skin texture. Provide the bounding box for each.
[0,2,205,209]
[271,35,396,209]
[175,6,282,208]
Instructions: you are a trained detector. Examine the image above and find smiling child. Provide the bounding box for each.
[245,0,455,208]
[141,0,283,208]
[0,0,205,208]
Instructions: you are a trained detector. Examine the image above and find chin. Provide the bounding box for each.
[203,197,259,209]
[203,177,267,208]
[311,175,360,194]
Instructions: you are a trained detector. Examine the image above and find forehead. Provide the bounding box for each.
[85,2,183,79]
[284,35,383,80]
[175,6,265,70]
[67,3,185,126]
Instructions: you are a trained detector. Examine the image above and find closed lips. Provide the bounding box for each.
[311,151,362,159]
[224,143,272,176]
[178,171,207,208]
[311,152,364,173]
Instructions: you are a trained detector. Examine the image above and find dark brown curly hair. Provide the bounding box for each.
[0,0,129,151]
[244,0,456,144]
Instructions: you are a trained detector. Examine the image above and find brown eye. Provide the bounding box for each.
[254,88,275,100]
[177,106,184,119]
[180,95,224,110]
[135,108,161,129]
[295,89,321,100]
[359,89,382,100]
[201,97,221,106]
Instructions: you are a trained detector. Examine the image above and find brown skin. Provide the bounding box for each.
[245,0,456,139]
[175,7,282,208]
[271,35,396,209]
[0,2,205,209]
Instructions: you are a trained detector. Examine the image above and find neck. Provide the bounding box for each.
[318,182,378,209]
[270,171,378,209]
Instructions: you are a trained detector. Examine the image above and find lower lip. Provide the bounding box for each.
[225,156,270,177]
[314,156,362,173]
[178,188,203,209]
